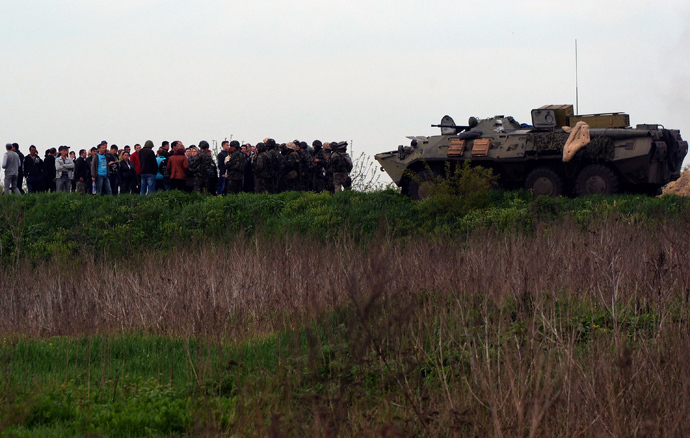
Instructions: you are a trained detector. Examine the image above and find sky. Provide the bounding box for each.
[2,0,690,182]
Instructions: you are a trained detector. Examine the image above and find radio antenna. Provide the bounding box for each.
[575,39,579,115]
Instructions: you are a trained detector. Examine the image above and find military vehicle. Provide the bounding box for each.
[375,105,688,198]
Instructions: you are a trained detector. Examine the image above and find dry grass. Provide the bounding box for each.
[2,217,690,436]
[663,169,690,196]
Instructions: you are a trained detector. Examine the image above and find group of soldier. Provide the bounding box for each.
[221,138,353,195]
[2,138,354,196]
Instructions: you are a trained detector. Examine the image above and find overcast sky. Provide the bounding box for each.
[2,0,689,180]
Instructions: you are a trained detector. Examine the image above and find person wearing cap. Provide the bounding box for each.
[2,143,22,194]
[312,140,327,192]
[265,138,284,194]
[139,140,158,195]
[298,141,314,191]
[330,141,353,193]
[54,146,75,193]
[190,141,213,193]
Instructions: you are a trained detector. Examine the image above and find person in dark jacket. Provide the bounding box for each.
[91,142,113,195]
[119,152,136,194]
[43,148,57,192]
[216,140,229,195]
[138,140,158,195]
[23,145,44,193]
[73,149,89,194]
[84,147,97,194]
[225,141,245,194]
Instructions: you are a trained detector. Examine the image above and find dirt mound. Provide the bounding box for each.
[663,170,690,196]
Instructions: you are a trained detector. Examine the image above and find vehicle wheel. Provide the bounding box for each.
[525,168,563,197]
[406,170,437,200]
[575,164,619,196]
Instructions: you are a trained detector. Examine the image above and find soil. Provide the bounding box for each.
[662,170,690,196]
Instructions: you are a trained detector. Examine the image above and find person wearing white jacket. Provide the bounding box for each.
[2,143,22,194]
[55,145,75,193]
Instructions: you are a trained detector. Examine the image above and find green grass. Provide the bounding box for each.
[0,292,680,437]
[1,190,688,265]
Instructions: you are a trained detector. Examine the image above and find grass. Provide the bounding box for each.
[1,189,689,266]
[2,213,690,436]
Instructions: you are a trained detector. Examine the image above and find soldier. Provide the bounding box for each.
[265,139,282,194]
[323,142,334,193]
[312,140,327,192]
[298,141,314,191]
[253,142,271,194]
[330,141,353,193]
[285,142,302,191]
[189,141,213,193]
[225,140,245,194]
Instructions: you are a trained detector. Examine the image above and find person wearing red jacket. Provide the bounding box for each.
[167,144,189,191]
[130,143,142,194]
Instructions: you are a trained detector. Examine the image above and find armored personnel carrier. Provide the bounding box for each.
[375,105,688,198]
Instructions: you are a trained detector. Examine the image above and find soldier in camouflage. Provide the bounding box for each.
[285,142,302,192]
[265,138,283,194]
[323,142,335,193]
[298,141,315,191]
[253,142,271,194]
[190,140,214,193]
[312,140,327,192]
[330,141,353,193]
[225,140,245,194]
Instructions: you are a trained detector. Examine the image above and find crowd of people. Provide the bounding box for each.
[2,139,354,196]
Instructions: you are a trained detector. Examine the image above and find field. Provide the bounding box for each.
[1,187,690,436]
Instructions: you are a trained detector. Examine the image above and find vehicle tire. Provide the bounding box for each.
[406,169,437,200]
[525,167,563,197]
[575,164,619,196]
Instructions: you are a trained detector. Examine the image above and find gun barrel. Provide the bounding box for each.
[589,128,650,140]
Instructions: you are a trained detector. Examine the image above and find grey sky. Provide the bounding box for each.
[2,0,689,180]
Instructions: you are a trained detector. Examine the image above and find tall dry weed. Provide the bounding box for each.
[2,217,690,435]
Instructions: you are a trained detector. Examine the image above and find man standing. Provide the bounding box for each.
[266,139,284,194]
[285,142,302,191]
[85,147,97,194]
[130,143,142,194]
[91,142,112,195]
[253,142,271,194]
[11,144,25,193]
[23,145,44,193]
[139,140,158,195]
[330,142,353,193]
[216,140,229,195]
[2,143,22,194]
[312,140,327,192]
[43,148,57,192]
[55,146,75,192]
[74,149,89,194]
[225,141,245,194]
[107,145,120,195]
[191,141,213,193]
